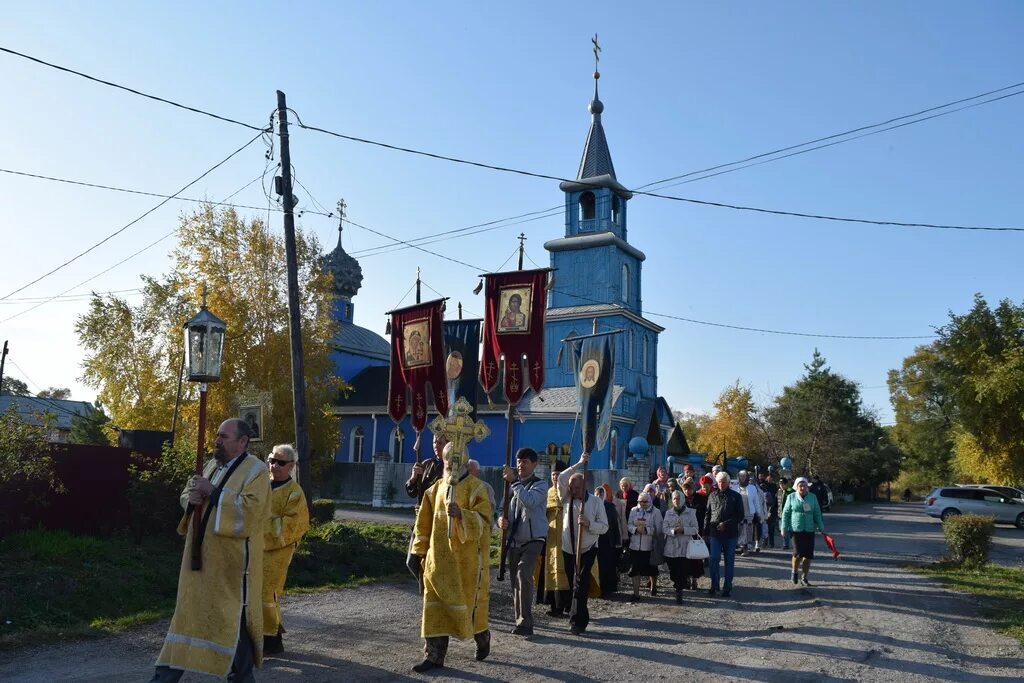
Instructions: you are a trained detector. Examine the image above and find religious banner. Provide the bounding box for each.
[387,299,449,431]
[442,319,481,420]
[479,268,549,405]
[571,333,615,453]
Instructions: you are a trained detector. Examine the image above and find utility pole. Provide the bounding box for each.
[276,91,313,512]
[0,340,8,394]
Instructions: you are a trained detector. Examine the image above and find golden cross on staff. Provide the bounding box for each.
[429,397,491,538]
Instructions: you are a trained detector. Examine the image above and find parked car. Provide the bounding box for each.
[956,484,1024,502]
[925,486,1024,528]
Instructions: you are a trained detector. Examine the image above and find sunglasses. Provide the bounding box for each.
[268,457,294,466]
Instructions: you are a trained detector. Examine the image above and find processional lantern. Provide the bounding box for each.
[183,286,226,383]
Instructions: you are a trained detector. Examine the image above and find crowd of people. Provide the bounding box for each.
[150,419,829,678]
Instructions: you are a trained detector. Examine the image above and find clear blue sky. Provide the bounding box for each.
[1,2,1021,426]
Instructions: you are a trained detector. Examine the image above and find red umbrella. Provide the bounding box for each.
[822,533,840,560]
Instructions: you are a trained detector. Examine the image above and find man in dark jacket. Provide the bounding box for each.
[759,472,780,548]
[703,471,744,598]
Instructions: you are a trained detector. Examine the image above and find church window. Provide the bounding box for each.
[350,426,364,463]
[578,191,596,222]
[621,264,629,303]
[612,195,620,224]
[390,427,405,462]
[560,442,571,457]
[643,335,649,374]
[628,330,636,369]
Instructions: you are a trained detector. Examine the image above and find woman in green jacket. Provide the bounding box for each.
[780,477,824,586]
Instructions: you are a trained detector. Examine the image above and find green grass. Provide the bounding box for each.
[0,521,416,650]
[914,561,1024,647]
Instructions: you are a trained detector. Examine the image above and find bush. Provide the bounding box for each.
[288,521,408,588]
[311,498,336,524]
[943,513,994,565]
[126,441,194,544]
[0,406,64,536]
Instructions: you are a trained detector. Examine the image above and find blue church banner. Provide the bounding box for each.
[442,319,481,421]
[572,333,615,454]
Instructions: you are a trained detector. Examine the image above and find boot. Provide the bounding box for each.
[675,589,683,605]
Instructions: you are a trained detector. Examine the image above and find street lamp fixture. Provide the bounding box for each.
[182,285,226,570]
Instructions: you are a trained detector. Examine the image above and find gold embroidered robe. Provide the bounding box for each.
[262,477,310,636]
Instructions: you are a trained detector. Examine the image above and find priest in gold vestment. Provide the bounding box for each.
[409,443,492,673]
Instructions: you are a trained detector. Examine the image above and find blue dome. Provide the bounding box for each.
[628,436,649,455]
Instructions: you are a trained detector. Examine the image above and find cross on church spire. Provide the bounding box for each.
[336,198,347,248]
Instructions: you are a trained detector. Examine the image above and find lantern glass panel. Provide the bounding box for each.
[207,325,225,379]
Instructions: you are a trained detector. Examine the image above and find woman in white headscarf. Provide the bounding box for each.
[627,491,663,601]
[780,476,825,586]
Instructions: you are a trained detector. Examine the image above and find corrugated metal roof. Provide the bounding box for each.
[0,396,93,431]
[329,324,391,362]
[517,385,624,415]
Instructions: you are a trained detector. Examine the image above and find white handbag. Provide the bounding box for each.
[685,536,709,560]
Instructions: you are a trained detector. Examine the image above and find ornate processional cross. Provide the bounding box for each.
[429,397,491,483]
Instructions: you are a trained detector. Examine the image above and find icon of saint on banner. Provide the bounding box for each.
[402,319,431,368]
[445,351,463,379]
[579,359,600,389]
[497,285,531,334]
[239,405,263,442]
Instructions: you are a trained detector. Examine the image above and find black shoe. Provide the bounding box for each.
[475,634,490,661]
[675,590,683,605]
[546,608,564,618]
[510,625,534,637]
[650,584,657,597]
[800,577,812,587]
[722,589,732,598]
[569,624,584,635]
[707,588,718,596]
[412,659,444,673]
[263,634,284,656]
[629,594,640,603]
[791,571,799,585]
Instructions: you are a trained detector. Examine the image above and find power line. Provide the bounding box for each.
[293,111,1024,233]
[0,171,273,324]
[0,132,267,302]
[4,359,109,427]
[0,288,143,305]
[335,214,935,340]
[635,81,1024,192]
[0,46,264,131]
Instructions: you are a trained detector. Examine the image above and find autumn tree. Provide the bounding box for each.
[76,205,344,484]
[694,382,766,462]
[673,410,709,452]
[887,344,955,483]
[69,401,114,446]
[934,294,1024,483]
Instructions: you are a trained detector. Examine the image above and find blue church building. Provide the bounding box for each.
[328,76,683,473]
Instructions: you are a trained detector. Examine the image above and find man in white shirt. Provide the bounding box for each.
[734,470,766,555]
[556,453,608,635]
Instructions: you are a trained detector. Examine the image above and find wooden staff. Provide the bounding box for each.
[190,383,208,571]
[569,452,589,618]
[497,403,514,582]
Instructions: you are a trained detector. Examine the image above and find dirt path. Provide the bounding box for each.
[2,545,1020,682]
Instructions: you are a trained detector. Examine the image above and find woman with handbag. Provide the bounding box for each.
[681,479,706,589]
[626,491,662,602]
[663,490,700,604]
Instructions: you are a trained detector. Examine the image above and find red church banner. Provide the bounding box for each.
[387,299,449,431]
[480,268,549,405]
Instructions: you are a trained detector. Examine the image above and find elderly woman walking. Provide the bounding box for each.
[663,490,700,604]
[781,477,825,586]
[626,491,662,601]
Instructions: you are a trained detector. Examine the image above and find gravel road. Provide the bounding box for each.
[2,503,1021,682]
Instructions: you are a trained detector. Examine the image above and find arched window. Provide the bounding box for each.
[390,427,405,462]
[628,330,636,369]
[621,264,629,303]
[560,443,571,458]
[612,195,620,224]
[578,191,596,222]
[350,426,364,463]
[642,335,649,374]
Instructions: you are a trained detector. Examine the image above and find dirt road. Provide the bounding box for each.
[2,504,1021,681]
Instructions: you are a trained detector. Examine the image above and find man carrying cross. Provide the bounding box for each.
[410,399,493,673]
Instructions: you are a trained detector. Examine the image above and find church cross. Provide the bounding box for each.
[532,361,542,383]
[592,34,601,72]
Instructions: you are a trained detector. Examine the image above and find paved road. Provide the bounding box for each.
[2,503,1021,682]
[823,502,1024,567]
